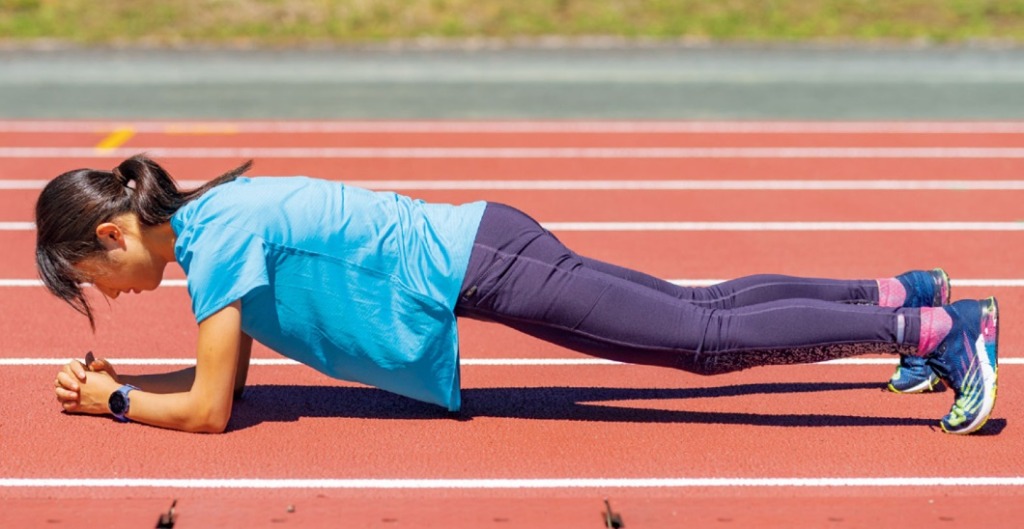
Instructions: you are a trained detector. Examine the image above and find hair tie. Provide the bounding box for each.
[112,166,136,190]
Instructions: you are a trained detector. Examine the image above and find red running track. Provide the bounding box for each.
[1,121,1022,528]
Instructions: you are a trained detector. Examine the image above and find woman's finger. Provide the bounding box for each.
[87,359,119,382]
[56,371,80,392]
[62,360,87,382]
[55,387,78,402]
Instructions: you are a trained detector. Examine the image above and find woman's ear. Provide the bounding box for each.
[95,222,125,251]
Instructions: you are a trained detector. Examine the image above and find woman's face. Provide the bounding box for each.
[73,218,167,299]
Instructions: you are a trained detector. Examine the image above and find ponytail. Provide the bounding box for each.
[35,154,252,329]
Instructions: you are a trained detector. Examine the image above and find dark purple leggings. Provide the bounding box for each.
[455,203,920,375]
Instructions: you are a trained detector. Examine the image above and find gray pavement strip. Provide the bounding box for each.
[4,47,1024,84]
[1,46,1022,118]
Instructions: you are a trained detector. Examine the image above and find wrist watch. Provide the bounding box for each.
[108,384,139,422]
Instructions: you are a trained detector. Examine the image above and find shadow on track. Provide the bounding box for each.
[228,381,1000,432]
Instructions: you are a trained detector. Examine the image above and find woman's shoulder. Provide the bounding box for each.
[176,176,325,219]
[172,176,345,245]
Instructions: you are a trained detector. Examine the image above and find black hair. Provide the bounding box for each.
[35,154,252,329]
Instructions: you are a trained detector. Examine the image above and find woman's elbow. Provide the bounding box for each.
[184,403,231,434]
[184,414,229,434]
[194,420,229,434]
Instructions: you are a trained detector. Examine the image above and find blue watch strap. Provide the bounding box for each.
[109,384,139,422]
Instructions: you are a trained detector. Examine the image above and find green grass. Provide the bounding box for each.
[2,0,1024,45]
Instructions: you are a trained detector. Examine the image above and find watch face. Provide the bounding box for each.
[109,392,127,415]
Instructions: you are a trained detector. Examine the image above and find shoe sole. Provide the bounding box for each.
[941,297,999,435]
[887,373,941,394]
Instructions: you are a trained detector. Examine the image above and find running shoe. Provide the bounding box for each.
[888,355,942,393]
[887,268,950,394]
[924,297,999,435]
[897,268,951,309]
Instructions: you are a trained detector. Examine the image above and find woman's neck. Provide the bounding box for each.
[143,222,178,264]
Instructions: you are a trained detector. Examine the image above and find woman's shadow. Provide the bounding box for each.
[227,382,1005,434]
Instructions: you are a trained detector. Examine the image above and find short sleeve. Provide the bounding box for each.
[175,223,270,323]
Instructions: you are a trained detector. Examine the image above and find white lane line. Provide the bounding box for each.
[4,279,1024,288]
[0,280,44,287]
[821,358,1024,365]
[0,222,33,230]
[0,279,192,287]
[3,358,613,366]
[4,147,1024,159]
[3,120,1024,134]
[543,221,1024,231]
[1,477,1023,489]
[6,179,1024,191]
[2,358,1021,366]
[4,221,1024,232]
[669,279,1024,288]
[5,279,1024,288]
[0,180,48,190]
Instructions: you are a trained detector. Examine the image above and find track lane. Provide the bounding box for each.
[4,188,1024,222]
[4,494,1024,529]
[6,230,1022,278]
[0,287,1020,360]
[7,130,1024,148]
[127,131,1024,148]
[5,363,1021,484]
[3,157,1023,183]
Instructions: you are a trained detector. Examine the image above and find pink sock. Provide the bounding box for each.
[877,278,907,307]
[917,307,953,355]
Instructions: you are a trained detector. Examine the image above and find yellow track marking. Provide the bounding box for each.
[94,127,135,153]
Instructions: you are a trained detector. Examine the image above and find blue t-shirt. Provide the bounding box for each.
[170,177,485,411]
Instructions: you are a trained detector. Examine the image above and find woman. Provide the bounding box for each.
[41,155,998,435]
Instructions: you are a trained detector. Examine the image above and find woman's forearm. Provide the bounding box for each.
[125,389,232,433]
[120,367,196,394]
[64,370,231,433]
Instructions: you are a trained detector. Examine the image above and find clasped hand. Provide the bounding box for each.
[54,352,121,415]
